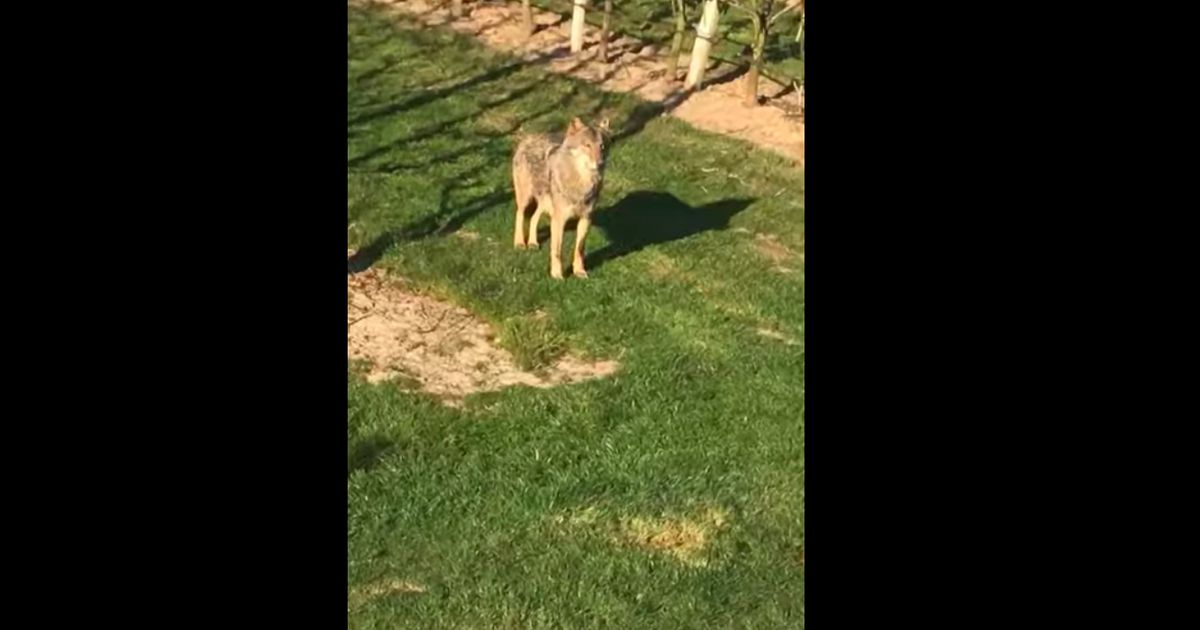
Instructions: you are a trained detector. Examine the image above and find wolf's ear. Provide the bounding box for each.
[567,117,585,134]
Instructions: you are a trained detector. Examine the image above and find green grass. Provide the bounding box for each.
[348,5,803,628]
[499,313,570,371]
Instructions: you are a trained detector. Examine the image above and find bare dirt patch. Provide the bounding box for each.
[372,0,804,165]
[348,260,618,404]
[671,84,804,166]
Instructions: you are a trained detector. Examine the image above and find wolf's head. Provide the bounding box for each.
[561,117,610,169]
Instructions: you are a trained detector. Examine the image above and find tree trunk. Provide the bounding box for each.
[570,0,588,54]
[523,0,534,39]
[743,67,759,106]
[667,0,687,79]
[684,0,720,90]
[743,13,766,105]
[599,0,612,62]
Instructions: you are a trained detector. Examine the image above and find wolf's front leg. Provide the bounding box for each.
[572,214,591,278]
[513,205,527,249]
[513,170,532,249]
[549,211,568,279]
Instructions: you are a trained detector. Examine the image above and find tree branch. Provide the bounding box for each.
[769,2,801,25]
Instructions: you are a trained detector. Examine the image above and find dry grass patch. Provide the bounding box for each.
[553,505,732,567]
[348,577,426,608]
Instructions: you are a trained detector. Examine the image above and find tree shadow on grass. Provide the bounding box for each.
[348,186,510,274]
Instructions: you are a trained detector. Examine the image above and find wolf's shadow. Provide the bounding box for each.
[542,191,755,271]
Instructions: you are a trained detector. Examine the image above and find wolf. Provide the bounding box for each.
[511,117,609,279]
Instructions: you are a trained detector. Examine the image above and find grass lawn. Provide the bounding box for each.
[348,4,804,627]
